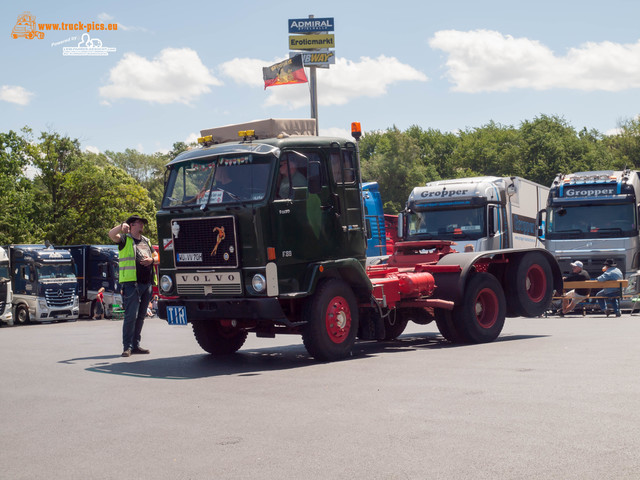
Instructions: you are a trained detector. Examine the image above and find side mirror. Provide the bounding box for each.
[488,206,497,237]
[397,213,404,239]
[536,208,547,239]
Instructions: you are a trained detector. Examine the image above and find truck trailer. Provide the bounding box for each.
[9,245,79,324]
[56,245,122,318]
[156,120,561,361]
[540,169,640,278]
[404,176,549,252]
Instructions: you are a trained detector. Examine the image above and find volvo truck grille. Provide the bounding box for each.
[171,216,239,269]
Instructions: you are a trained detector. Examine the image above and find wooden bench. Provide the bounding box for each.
[552,280,628,316]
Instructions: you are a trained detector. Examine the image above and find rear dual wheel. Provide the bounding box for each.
[506,252,553,317]
[437,273,506,344]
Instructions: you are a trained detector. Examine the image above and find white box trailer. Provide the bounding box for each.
[402,176,549,251]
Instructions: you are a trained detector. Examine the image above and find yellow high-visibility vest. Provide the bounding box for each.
[118,235,157,285]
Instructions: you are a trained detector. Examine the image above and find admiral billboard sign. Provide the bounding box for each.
[288,17,334,33]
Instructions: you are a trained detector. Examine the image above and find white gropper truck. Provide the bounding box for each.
[403,176,549,251]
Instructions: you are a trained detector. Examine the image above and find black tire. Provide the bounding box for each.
[382,310,409,340]
[506,252,553,317]
[435,308,466,343]
[302,279,359,361]
[15,305,30,325]
[455,273,506,343]
[192,320,248,355]
[90,300,96,319]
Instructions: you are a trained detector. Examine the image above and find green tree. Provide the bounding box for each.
[361,128,439,213]
[0,129,44,243]
[518,115,610,185]
[45,160,156,245]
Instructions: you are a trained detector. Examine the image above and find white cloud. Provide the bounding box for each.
[98,12,148,32]
[185,132,199,144]
[221,55,428,109]
[99,48,222,104]
[219,58,266,88]
[0,85,34,105]
[84,145,100,154]
[429,29,640,92]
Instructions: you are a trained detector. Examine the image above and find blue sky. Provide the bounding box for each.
[2,0,640,155]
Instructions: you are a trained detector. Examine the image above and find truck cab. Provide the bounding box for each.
[0,246,12,326]
[157,119,369,358]
[404,176,548,252]
[10,245,79,324]
[362,181,387,258]
[541,170,640,278]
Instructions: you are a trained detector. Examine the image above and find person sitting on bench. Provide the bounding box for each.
[562,260,591,314]
[596,259,623,317]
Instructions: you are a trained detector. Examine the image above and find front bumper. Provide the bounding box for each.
[34,304,79,322]
[159,298,286,323]
[0,309,13,326]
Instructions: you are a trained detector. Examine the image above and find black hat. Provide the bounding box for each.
[126,214,148,225]
[604,259,617,267]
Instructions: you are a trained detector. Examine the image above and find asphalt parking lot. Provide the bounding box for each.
[1,313,639,480]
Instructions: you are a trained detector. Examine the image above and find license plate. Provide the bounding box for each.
[167,306,187,325]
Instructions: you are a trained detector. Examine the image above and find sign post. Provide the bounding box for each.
[288,15,335,136]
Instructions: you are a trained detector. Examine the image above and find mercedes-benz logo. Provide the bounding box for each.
[57,289,63,297]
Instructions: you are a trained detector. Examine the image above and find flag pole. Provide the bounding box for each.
[308,14,319,136]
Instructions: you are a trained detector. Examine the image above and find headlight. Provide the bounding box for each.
[251,274,266,293]
[38,299,47,309]
[160,275,173,293]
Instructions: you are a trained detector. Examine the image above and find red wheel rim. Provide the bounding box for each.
[475,288,498,328]
[325,296,352,344]
[525,264,547,302]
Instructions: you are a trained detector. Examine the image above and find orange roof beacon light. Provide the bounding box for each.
[351,122,362,141]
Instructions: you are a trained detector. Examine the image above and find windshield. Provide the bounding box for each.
[547,203,637,238]
[0,265,9,282]
[408,206,486,239]
[37,264,76,279]
[163,153,274,208]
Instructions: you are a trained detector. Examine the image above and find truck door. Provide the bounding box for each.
[488,205,508,249]
[329,143,365,258]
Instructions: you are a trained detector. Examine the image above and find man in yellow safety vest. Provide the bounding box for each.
[108,214,157,357]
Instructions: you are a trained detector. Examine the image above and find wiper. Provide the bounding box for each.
[214,188,241,201]
[557,229,582,234]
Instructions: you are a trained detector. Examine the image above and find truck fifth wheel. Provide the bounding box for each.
[156,120,562,361]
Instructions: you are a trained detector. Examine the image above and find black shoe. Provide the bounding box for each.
[132,346,150,354]
[121,349,131,357]
[616,312,621,317]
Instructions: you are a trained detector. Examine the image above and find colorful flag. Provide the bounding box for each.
[263,54,308,89]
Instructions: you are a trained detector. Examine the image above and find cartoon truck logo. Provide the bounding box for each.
[12,12,44,40]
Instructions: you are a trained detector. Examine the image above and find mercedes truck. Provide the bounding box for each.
[10,245,79,324]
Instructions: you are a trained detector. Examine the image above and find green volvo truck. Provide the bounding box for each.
[157,119,561,361]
